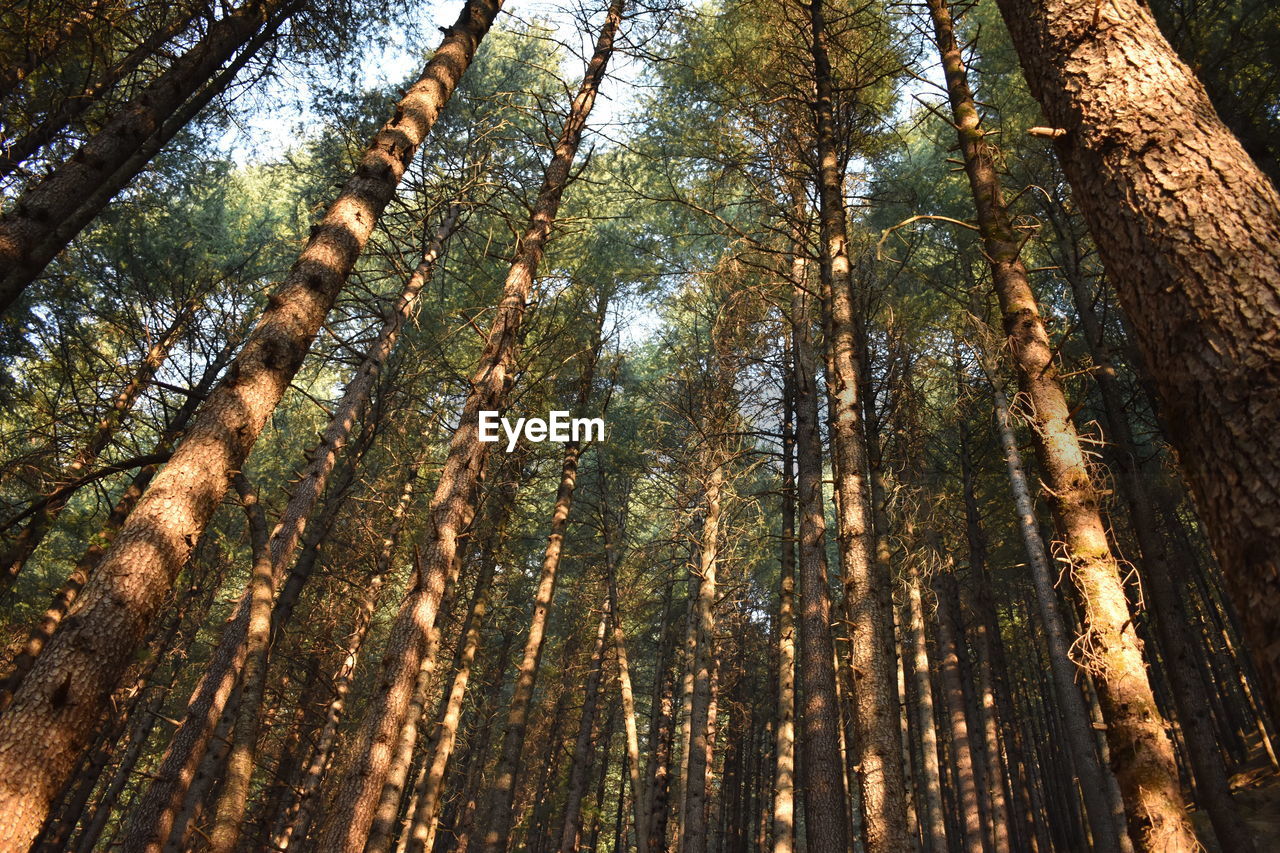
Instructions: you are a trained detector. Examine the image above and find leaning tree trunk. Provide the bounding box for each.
[0,0,302,308]
[476,329,605,853]
[119,213,454,853]
[0,4,202,180]
[314,8,620,847]
[790,278,850,852]
[991,0,1280,721]
[1058,232,1256,853]
[925,0,1197,847]
[806,0,909,848]
[0,3,496,842]
[207,209,460,853]
[400,511,506,853]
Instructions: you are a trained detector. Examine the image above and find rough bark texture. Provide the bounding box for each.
[805,1,908,848]
[790,282,850,853]
[0,4,495,844]
[1059,232,1256,853]
[926,0,1196,846]
[992,0,1280,721]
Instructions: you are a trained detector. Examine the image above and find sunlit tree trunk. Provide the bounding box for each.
[924,0,1197,846]
[805,0,908,847]
[905,563,947,853]
[791,273,850,852]
[992,0,1280,723]
[0,4,497,842]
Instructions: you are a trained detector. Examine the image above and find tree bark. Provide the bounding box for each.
[0,2,496,842]
[805,1,908,847]
[1057,229,1256,853]
[924,0,1197,846]
[790,274,850,852]
[991,0,1280,723]
[772,335,798,853]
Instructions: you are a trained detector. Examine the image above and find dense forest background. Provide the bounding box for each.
[0,0,1278,850]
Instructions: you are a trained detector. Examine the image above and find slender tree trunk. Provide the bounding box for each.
[933,566,987,853]
[681,459,723,853]
[558,599,611,853]
[0,329,237,709]
[402,526,505,853]
[790,276,850,852]
[319,22,619,842]
[905,563,948,853]
[772,341,798,853]
[1059,237,1256,853]
[0,4,497,842]
[925,0,1196,846]
[0,305,189,585]
[602,500,649,853]
[991,0,1280,720]
[987,378,1133,853]
[805,0,908,847]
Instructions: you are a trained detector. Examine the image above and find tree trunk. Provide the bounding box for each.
[905,563,948,853]
[678,454,722,853]
[0,3,497,843]
[790,275,850,852]
[121,213,454,853]
[0,4,202,180]
[1058,231,1256,853]
[317,14,619,840]
[925,0,1197,847]
[988,377,1133,853]
[0,327,237,709]
[401,521,505,853]
[933,566,987,853]
[805,1,908,847]
[772,338,798,853]
[991,0,1280,724]
[557,598,611,853]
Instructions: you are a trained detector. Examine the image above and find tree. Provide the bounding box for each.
[992,0,1280,720]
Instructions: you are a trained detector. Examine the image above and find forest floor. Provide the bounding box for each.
[1192,736,1280,851]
